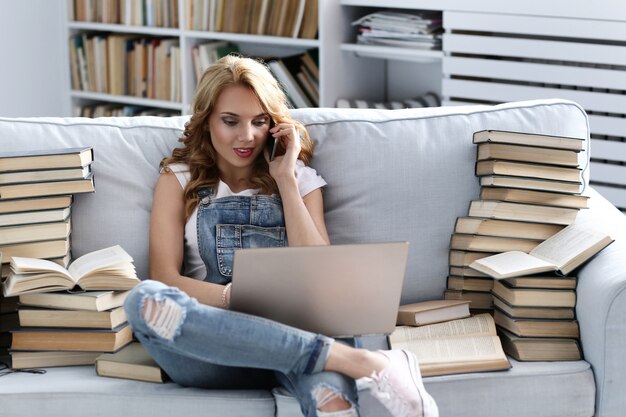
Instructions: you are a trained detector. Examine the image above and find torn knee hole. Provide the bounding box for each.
[313,386,354,413]
[141,296,184,341]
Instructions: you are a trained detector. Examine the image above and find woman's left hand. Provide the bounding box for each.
[266,123,301,183]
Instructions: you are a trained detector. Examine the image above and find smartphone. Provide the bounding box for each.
[266,120,279,161]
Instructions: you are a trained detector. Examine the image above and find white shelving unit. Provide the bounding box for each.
[63,0,626,211]
[64,0,331,114]
[337,0,626,213]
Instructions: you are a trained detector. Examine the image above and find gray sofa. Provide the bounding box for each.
[1,99,625,417]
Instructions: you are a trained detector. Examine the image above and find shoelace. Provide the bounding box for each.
[359,370,418,417]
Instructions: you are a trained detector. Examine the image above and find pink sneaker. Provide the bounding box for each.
[356,349,438,417]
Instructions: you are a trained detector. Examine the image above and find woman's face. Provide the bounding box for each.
[208,85,271,176]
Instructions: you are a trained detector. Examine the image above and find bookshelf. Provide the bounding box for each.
[63,0,626,212]
[64,0,325,115]
[337,0,626,213]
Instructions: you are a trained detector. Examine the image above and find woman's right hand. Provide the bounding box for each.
[266,122,301,185]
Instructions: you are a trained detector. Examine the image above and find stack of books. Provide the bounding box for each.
[445,130,588,312]
[2,246,139,369]
[390,300,510,376]
[268,50,319,108]
[0,147,95,277]
[468,223,613,361]
[351,11,443,50]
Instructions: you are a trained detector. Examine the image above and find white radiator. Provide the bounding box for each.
[441,11,626,212]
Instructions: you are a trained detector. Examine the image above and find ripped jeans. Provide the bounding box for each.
[124,280,360,417]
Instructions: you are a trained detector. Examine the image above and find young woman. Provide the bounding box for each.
[124,55,438,417]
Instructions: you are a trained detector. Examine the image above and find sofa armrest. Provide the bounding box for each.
[575,187,626,417]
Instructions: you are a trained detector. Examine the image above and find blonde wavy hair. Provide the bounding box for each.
[161,55,314,219]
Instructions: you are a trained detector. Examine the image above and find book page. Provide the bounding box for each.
[470,251,555,279]
[392,335,505,364]
[10,257,73,281]
[530,224,609,269]
[68,245,133,280]
[390,314,495,343]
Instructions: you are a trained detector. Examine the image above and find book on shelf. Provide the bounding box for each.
[0,175,95,200]
[468,200,579,226]
[298,0,319,39]
[449,266,489,278]
[19,290,130,312]
[450,233,541,253]
[268,55,314,108]
[443,290,493,310]
[396,299,471,326]
[454,217,564,240]
[0,239,70,266]
[476,142,580,167]
[2,245,139,297]
[18,306,127,329]
[469,223,614,279]
[447,276,494,292]
[498,328,581,361]
[491,281,576,308]
[480,188,589,209]
[0,218,71,246]
[494,309,579,338]
[475,160,581,183]
[0,166,91,186]
[473,130,585,152]
[10,323,133,352]
[96,342,167,383]
[10,350,101,369]
[388,314,509,377]
[0,147,93,172]
[480,175,583,195]
[449,250,496,267]
[0,195,72,215]
[493,296,575,320]
[0,207,71,228]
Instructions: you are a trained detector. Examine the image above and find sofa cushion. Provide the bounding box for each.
[0,116,187,279]
[274,359,595,417]
[0,366,276,417]
[293,99,590,303]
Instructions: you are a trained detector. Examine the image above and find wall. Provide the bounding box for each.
[0,0,69,117]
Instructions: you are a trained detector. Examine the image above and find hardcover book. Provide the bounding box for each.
[96,342,166,383]
[469,223,613,279]
[396,299,470,326]
[498,328,581,361]
[476,142,579,167]
[389,314,510,376]
[2,245,138,297]
[18,290,130,312]
[472,130,584,152]
[10,323,133,352]
[0,147,93,172]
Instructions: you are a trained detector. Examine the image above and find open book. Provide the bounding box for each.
[388,314,510,376]
[469,223,613,279]
[2,245,139,297]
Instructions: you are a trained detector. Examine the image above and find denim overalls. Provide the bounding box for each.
[196,187,288,284]
[125,187,362,417]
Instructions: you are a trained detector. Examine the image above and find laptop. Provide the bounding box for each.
[230,242,409,338]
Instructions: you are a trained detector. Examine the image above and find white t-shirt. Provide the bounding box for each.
[166,162,327,279]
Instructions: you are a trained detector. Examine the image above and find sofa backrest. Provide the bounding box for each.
[0,99,589,303]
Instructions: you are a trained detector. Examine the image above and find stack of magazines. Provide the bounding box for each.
[352,11,443,50]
